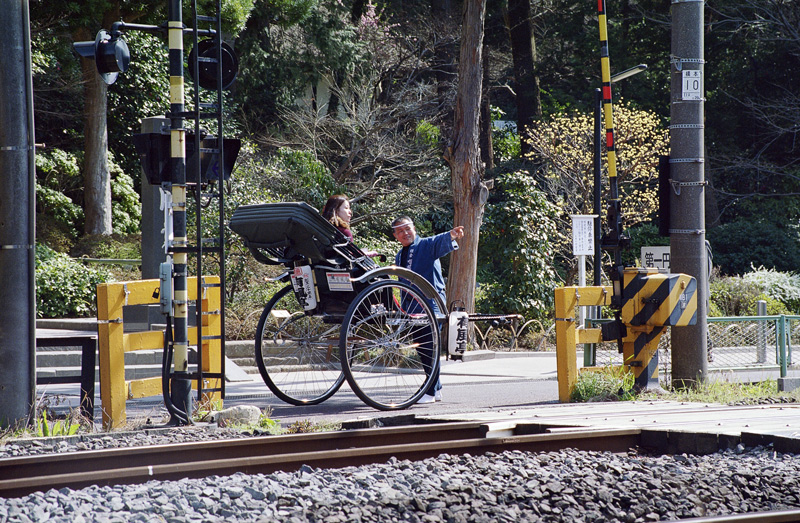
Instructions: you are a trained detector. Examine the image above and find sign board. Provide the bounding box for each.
[682,70,702,101]
[571,215,597,256]
[641,246,671,271]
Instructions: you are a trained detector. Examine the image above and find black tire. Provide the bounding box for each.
[339,280,440,410]
[255,285,345,405]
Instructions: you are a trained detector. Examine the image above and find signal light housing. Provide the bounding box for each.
[188,39,239,90]
[73,29,130,85]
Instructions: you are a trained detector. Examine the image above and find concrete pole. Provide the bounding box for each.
[0,0,36,428]
[670,0,708,387]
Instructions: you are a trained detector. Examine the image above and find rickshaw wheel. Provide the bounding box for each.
[255,285,345,405]
[339,279,440,410]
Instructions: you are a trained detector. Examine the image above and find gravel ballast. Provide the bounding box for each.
[2,430,800,523]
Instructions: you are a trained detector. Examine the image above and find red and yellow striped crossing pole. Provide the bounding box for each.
[596,0,627,306]
[597,0,618,191]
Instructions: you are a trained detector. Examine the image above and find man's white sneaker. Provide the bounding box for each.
[435,390,442,402]
[417,394,436,405]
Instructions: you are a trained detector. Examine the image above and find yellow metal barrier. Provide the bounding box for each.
[555,269,698,401]
[96,276,222,429]
[555,286,612,402]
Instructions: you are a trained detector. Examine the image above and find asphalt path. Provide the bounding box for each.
[243,377,561,428]
[39,352,567,429]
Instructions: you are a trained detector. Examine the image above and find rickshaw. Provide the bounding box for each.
[230,202,453,411]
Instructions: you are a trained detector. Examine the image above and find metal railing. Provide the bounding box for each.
[591,314,800,379]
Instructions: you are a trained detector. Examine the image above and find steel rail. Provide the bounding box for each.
[665,509,800,522]
[0,422,640,498]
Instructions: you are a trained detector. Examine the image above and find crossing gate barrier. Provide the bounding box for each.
[555,268,697,401]
[97,276,222,429]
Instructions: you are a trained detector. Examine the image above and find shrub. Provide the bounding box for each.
[477,170,561,320]
[109,156,141,235]
[623,223,669,266]
[36,245,110,318]
[742,267,800,313]
[710,268,800,316]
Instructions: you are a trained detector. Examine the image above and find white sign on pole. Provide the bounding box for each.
[641,246,671,271]
[682,70,702,101]
[571,215,597,256]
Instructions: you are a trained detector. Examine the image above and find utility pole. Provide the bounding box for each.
[0,0,36,428]
[670,0,708,387]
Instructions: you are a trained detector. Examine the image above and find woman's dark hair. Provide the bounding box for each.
[321,194,349,225]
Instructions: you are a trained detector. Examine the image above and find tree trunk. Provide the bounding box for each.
[505,0,541,157]
[479,44,493,170]
[444,0,487,315]
[80,54,112,236]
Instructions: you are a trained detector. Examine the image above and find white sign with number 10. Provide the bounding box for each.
[682,70,702,101]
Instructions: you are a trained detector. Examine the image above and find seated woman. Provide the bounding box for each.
[321,194,380,258]
[321,194,353,242]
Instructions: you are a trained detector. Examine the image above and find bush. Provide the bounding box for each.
[36,245,110,318]
[476,170,561,320]
[109,156,141,235]
[35,149,85,250]
[742,267,800,313]
[623,223,669,266]
[710,267,800,316]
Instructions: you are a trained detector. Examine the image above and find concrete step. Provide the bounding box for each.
[226,340,255,358]
[229,358,259,374]
[36,365,164,382]
[36,350,163,368]
[36,318,97,332]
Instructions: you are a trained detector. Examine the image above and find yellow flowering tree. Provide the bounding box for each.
[523,101,669,283]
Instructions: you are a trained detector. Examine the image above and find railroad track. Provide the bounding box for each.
[1,421,640,498]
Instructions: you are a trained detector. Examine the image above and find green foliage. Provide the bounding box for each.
[477,170,561,320]
[35,410,81,438]
[234,0,366,129]
[271,148,344,207]
[710,276,762,317]
[36,245,110,318]
[70,234,142,260]
[708,219,800,276]
[492,122,521,164]
[35,149,85,249]
[648,379,785,405]
[570,366,636,403]
[710,268,800,316]
[107,31,170,178]
[742,267,800,314]
[415,120,440,149]
[257,414,283,435]
[109,155,141,235]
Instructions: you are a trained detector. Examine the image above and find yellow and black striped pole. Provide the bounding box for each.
[596,0,630,315]
[168,0,192,423]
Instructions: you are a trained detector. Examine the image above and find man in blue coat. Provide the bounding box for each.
[392,216,464,404]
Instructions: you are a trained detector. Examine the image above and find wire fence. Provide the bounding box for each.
[590,315,800,379]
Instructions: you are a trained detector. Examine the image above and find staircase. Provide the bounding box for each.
[35,318,256,383]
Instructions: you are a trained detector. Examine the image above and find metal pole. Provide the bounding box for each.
[0,0,36,428]
[670,0,708,388]
[168,0,192,422]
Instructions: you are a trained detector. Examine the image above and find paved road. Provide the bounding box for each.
[39,351,567,429]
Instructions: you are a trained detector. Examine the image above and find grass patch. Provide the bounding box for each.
[641,378,800,404]
[571,366,636,402]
